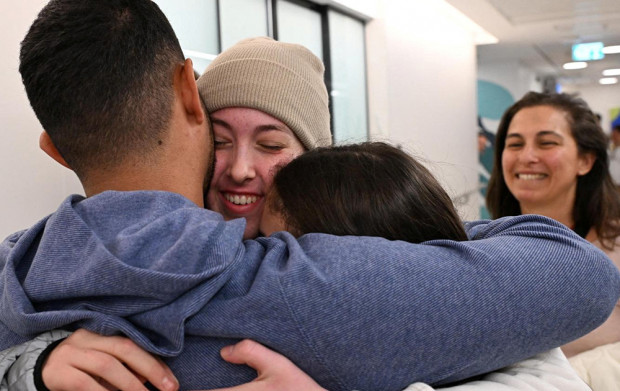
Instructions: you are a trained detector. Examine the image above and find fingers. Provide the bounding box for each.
[42,329,178,391]
[102,334,178,391]
[42,365,110,391]
[220,339,290,373]
[44,343,148,391]
[216,340,327,391]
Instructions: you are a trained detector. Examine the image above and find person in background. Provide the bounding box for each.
[608,115,620,187]
[486,91,620,391]
[477,116,495,219]
[595,112,603,126]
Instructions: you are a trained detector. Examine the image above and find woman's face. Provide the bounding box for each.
[501,105,594,213]
[206,107,305,239]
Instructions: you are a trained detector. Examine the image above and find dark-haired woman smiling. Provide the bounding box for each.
[487,91,620,390]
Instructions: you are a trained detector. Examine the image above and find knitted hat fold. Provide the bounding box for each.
[198,37,332,149]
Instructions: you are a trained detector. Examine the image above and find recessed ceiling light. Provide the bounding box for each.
[602,45,620,54]
[603,69,620,76]
[599,77,618,85]
[563,62,587,70]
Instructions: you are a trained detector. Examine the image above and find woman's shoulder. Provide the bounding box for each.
[588,228,620,269]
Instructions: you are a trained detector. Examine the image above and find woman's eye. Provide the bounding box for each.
[260,143,285,151]
[540,141,558,147]
[214,140,230,149]
[505,142,523,149]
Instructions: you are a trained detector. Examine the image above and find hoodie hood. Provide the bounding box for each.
[0,191,246,356]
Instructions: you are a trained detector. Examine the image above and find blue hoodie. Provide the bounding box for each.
[0,191,618,390]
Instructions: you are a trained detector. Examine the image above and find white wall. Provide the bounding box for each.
[563,84,620,135]
[0,1,83,239]
[477,59,540,104]
[0,0,482,239]
[366,0,480,220]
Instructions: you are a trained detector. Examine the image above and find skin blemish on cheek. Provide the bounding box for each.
[158,140,163,146]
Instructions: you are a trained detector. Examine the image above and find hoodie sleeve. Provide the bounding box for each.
[269,214,620,390]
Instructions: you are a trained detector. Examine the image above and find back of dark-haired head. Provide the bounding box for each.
[486,91,620,248]
[20,0,185,178]
[269,142,467,243]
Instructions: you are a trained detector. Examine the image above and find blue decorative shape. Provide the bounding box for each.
[477,80,514,120]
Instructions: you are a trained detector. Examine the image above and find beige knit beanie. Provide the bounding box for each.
[197,37,332,149]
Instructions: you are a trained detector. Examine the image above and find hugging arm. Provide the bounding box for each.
[3,336,589,391]
[210,342,590,391]
[0,329,177,391]
[2,215,617,390]
[1,335,324,391]
[271,215,619,388]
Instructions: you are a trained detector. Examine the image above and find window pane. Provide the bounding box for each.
[329,10,368,144]
[220,0,269,51]
[276,0,323,60]
[154,0,219,74]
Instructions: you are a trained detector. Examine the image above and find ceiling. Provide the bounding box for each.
[445,0,620,87]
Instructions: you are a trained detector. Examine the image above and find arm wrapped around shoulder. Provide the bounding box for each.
[465,214,620,343]
[280,214,620,390]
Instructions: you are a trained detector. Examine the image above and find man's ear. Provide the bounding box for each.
[39,131,72,170]
[178,58,206,125]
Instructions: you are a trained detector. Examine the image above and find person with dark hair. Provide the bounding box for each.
[261,142,467,242]
[486,91,620,390]
[19,0,197,185]
[0,1,619,391]
[595,113,603,126]
[609,115,620,187]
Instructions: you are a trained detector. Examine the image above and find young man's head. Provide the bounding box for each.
[20,0,209,188]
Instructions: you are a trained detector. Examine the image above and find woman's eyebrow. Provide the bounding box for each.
[256,123,292,133]
[536,130,563,138]
[210,118,231,130]
[210,118,291,133]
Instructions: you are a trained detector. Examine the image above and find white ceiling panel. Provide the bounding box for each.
[446,0,620,86]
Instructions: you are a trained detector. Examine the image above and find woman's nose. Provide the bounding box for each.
[228,153,256,183]
[519,145,539,163]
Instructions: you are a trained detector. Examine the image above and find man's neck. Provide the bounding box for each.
[82,162,205,208]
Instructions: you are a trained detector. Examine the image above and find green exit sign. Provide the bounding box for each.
[572,42,605,61]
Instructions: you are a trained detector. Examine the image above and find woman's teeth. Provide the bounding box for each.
[225,194,258,205]
[517,173,546,180]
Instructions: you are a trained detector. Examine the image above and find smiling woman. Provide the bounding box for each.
[486,91,620,390]
[207,107,306,238]
[501,105,595,221]
[197,37,332,239]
